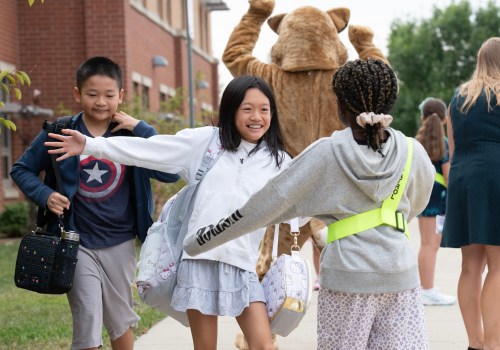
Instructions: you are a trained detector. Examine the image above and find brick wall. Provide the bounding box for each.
[2,0,221,209]
[16,0,219,118]
[18,0,87,115]
[0,1,19,65]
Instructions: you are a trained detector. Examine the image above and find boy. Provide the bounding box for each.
[10,56,179,350]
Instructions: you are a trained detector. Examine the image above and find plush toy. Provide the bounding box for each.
[222,1,387,348]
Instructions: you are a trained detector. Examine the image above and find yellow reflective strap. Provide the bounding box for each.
[435,173,447,188]
[327,137,413,243]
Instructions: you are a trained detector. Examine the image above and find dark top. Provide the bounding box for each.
[420,138,449,217]
[441,90,500,247]
[73,119,136,248]
[10,112,180,246]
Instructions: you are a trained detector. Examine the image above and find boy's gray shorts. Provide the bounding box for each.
[67,239,139,349]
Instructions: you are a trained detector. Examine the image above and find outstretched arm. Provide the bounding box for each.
[184,177,295,256]
[184,143,326,256]
[111,111,180,183]
[222,0,274,80]
[45,128,202,180]
[348,25,387,63]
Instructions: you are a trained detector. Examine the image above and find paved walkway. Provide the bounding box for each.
[135,219,468,349]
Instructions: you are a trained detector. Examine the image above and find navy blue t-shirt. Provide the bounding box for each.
[73,120,136,248]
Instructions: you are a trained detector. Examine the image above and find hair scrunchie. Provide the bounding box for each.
[356,112,393,128]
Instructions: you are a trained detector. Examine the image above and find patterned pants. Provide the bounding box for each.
[317,287,428,350]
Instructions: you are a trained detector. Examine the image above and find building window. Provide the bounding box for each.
[165,0,171,24]
[142,85,150,109]
[133,81,140,106]
[200,102,214,126]
[159,91,167,109]
[133,81,140,95]
[157,0,164,19]
[181,0,187,32]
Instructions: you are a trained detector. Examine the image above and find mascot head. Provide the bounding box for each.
[268,6,350,72]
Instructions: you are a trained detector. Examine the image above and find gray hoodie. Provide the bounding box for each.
[184,127,435,294]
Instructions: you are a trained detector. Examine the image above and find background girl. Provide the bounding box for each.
[415,97,456,306]
[442,37,500,350]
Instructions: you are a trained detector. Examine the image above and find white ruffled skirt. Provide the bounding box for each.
[172,259,266,317]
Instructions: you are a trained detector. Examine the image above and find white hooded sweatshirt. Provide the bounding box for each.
[83,126,291,273]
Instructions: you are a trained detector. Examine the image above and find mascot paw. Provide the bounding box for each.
[235,332,249,350]
[348,25,375,46]
[249,0,275,17]
[235,332,280,350]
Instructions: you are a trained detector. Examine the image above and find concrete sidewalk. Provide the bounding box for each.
[135,219,468,349]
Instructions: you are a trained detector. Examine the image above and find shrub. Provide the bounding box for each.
[0,201,29,237]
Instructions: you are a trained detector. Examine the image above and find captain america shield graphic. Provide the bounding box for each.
[77,155,126,201]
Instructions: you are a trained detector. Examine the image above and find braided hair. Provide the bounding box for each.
[332,59,398,152]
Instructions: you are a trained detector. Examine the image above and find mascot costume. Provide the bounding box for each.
[222,1,387,348]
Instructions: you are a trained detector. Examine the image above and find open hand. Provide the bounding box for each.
[111,111,140,133]
[44,129,86,161]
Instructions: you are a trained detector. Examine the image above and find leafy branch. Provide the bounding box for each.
[28,0,45,6]
[0,0,44,133]
[0,70,31,132]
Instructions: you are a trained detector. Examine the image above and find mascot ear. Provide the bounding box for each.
[267,13,286,34]
[327,8,350,33]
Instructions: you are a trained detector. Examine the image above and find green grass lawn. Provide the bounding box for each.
[0,240,165,350]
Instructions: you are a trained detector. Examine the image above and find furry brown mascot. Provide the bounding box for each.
[222,1,387,348]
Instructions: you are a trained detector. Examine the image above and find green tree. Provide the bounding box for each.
[387,0,500,136]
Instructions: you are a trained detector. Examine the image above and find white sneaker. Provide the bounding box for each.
[421,287,457,306]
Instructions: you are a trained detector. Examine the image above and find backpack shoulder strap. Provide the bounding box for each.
[177,128,224,217]
[38,115,74,233]
[174,128,224,247]
[195,127,224,182]
[43,115,74,136]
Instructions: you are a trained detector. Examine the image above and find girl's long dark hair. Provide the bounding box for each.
[416,98,447,162]
[218,75,286,168]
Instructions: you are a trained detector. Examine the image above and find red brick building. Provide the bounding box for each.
[0,0,228,210]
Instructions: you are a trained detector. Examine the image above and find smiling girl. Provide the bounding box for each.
[45,75,290,350]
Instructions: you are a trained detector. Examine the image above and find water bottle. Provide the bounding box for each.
[60,230,79,259]
[51,230,80,292]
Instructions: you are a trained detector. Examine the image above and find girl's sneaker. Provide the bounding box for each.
[314,279,320,290]
[421,287,456,306]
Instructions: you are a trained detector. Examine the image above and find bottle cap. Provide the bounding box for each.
[61,230,80,242]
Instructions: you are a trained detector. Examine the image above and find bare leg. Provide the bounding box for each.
[313,241,321,276]
[236,302,274,350]
[482,245,500,349]
[418,216,441,289]
[459,244,486,349]
[110,328,134,350]
[187,309,218,350]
